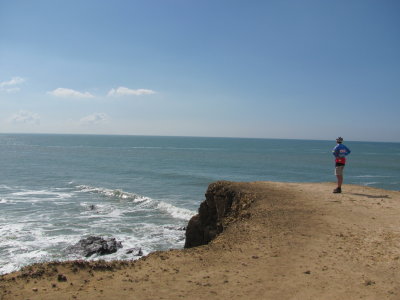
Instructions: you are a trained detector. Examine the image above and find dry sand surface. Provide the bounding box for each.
[1,181,400,300]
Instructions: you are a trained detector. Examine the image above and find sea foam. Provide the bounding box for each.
[156,201,196,220]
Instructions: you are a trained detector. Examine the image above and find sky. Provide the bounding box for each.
[1,0,399,142]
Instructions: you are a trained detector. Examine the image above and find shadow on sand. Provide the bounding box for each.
[350,193,390,199]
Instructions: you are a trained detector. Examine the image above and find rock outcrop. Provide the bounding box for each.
[184,181,254,248]
[125,248,143,256]
[68,236,123,257]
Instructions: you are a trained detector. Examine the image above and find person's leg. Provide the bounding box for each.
[337,175,343,188]
[333,166,344,193]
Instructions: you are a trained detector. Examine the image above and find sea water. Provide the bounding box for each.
[0,134,399,274]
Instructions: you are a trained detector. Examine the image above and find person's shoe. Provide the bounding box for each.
[333,187,342,193]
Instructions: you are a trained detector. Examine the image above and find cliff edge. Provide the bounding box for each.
[185,181,255,248]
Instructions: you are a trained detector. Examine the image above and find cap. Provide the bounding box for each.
[336,137,343,143]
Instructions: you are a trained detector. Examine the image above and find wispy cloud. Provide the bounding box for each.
[107,87,156,97]
[8,110,40,125]
[48,88,95,98]
[0,77,25,93]
[79,113,110,125]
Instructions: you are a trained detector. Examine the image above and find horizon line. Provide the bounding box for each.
[0,132,398,144]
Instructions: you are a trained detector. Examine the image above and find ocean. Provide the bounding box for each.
[0,134,399,275]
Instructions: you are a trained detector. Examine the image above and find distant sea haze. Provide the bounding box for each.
[0,134,399,274]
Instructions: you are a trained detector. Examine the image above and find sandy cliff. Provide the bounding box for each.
[1,181,400,300]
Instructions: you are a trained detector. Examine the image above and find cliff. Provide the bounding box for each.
[184,181,255,248]
[1,181,400,300]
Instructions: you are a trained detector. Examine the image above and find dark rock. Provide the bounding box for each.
[125,248,143,256]
[164,226,186,231]
[68,236,122,257]
[365,279,376,286]
[57,274,67,282]
[184,181,253,248]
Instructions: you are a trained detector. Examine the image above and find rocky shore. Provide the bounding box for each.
[1,181,399,299]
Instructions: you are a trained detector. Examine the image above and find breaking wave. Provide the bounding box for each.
[0,183,196,275]
[76,185,151,203]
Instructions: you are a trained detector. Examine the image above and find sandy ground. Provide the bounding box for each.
[1,181,400,300]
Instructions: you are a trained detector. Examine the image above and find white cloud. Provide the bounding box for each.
[48,88,95,98]
[8,110,40,125]
[0,77,25,93]
[107,86,156,97]
[79,113,110,125]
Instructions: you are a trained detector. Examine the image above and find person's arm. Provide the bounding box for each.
[345,146,351,155]
[332,146,339,157]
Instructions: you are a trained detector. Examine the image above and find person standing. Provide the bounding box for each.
[332,137,351,193]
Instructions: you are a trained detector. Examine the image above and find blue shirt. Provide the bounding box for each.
[332,144,351,158]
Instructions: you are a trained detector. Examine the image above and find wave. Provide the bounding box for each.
[11,190,73,199]
[156,202,195,220]
[0,185,13,190]
[353,175,391,178]
[74,184,195,220]
[75,185,150,203]
[0,183,194,275]
[363,182,379,186]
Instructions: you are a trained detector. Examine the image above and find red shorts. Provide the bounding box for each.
[335,157,346,164]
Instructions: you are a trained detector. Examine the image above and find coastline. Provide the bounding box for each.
[1,181,400,299]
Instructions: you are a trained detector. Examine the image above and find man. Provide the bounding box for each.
[332,137,351,193]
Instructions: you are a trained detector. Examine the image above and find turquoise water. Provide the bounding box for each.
[0,134,399,274]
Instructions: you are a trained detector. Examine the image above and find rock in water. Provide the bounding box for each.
[125,247,143,256]
[68,236,123,257]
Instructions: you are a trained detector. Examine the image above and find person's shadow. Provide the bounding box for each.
[350,193,390,199]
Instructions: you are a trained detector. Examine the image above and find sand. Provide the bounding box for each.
[1,181,399,300]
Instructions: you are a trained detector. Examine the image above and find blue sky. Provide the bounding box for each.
[1,0,399,142]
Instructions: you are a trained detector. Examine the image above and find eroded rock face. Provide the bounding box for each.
[184,181,253,248]
[68,236,123,257]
